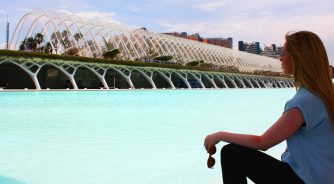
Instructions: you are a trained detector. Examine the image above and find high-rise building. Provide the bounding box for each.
[260,44,283,59]
[203,37,233,49]
[276,46,283,56]
[261,45,277,58]
[271,44,277,52]
[180,32,187,38]
[238,41,260,55]
[163,32,233,48]
[187,33,202,41]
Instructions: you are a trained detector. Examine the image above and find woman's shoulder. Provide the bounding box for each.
[286,87,329,132]
[290,87,318,101]
[285,87,324,110]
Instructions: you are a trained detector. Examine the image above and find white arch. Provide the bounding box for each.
[1,59,40,89]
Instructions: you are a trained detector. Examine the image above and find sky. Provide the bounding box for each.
[0,0,333,64]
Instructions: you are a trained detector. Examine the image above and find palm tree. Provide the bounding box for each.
[17,33,53,54]
[34,33,44,52]
[19,41,25,50]
[34,33,44,44]
[25,37,35,51]
[102,36,115,50]
[61,30,72,49]
[19,38,27,51]
[51,31,61,54]
[43,42,53,53]
[18,36,36,51]
[74,32,83,42]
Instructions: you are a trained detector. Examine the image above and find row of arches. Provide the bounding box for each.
[0,58,293,90]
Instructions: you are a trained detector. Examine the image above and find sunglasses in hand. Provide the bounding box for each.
[207,146,216,168]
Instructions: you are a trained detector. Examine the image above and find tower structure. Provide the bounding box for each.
[6,15,9,50]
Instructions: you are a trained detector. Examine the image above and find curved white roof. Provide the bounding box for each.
[10,8,282,72]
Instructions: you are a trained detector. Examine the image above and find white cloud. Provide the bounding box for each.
[55,0,91,11]
[127,7,140,13]
[60,10,121,24]
[192,0,226,11]
[17,8,36,12]
[217,0,324,14]
[0,43,6,49]
[14,8,119,24]
[158,12,334,64]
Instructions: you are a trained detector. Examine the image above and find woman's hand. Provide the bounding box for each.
[204,132,221,153]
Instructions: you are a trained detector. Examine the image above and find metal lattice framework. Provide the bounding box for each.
[0,56,294,90]
[10,8,282,73]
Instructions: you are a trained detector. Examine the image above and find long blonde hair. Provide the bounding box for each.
[286,31,334,127]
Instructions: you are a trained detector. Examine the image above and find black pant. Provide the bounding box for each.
[220,144,304,184]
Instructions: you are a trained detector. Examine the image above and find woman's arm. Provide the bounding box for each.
[204,107,304,152]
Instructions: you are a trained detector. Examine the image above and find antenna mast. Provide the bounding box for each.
[6,14,9,50]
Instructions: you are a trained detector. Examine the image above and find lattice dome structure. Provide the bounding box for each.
[10,9,282,73]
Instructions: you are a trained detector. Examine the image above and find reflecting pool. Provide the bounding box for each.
[0,89,295,184]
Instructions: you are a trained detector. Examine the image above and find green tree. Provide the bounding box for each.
[42,42,53,53]
[18,33,52,54]
[154,55,173,61]
[74,32,83,43]
[19,38,27,51]
[102,48,120,59]
[60,30,72,49]
[18,37,35,51]
[34,33,44,52]
[186,60,204,66]
[143,48,158,60]
[25,37,35,50]
[34,33,44,44]
[51,31,61,54]
[102,36,115,50]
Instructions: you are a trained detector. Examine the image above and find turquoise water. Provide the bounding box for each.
[0,89,295,184]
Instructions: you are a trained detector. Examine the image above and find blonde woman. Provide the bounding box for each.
[204,31,334,184]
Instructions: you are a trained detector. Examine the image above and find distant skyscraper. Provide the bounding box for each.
[277,46,283,56]
[271,44,277,52]
[180,32,187,38]
[260,44,283,59]
[261,45,277,58]
[238,41,260,55]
